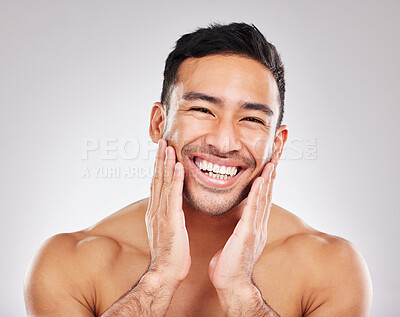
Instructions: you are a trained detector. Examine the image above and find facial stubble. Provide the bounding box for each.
[180,144,271,217]
[162,119,273,216]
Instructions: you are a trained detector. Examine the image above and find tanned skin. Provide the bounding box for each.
[24,55,372,316]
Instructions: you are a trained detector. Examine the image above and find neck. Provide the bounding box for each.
[182,198,246,260]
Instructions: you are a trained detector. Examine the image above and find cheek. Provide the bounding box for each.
[252,137,274,164]
[163,118,204,160]
[171,116,212,143]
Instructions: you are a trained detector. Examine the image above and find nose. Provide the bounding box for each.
[204,118,242,154]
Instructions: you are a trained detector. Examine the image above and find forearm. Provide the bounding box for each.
[217,283,280,317]
[102,270,179,317]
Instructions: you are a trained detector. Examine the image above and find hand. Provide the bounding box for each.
[145,139,191,288]
[208,159,277,293]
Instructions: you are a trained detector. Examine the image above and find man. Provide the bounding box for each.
[24,23,372,316]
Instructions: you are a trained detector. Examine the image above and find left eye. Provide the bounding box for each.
[241,117,265,125]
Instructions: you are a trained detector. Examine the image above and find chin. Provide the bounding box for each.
[182,182,251,216]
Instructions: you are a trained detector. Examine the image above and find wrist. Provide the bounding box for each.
[216,280,257,312]
[141,268,183,293]
[216,282,279,317]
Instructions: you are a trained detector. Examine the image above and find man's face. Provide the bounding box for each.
[158,54,284,216]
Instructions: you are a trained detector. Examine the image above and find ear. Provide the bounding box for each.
[149,102,166,143]
[272,125,288,163]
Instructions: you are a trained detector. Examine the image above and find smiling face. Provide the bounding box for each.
[150,54,288,216]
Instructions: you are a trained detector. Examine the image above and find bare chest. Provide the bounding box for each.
[96,249,304,317]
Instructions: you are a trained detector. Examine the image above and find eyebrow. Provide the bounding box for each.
[182,91,274,117]
[182,91,223,104]
[241,102,274,117]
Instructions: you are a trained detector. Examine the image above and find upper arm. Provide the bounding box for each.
[304,236,373,317]
[24,234,95,317]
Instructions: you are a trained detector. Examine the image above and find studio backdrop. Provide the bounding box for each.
[0,0,399,316]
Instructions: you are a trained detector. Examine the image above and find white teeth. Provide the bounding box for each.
[207,171,231,179]
[212,164,220,174]
[195,158,240,178]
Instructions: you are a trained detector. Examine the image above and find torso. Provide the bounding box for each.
[62,199,335,316]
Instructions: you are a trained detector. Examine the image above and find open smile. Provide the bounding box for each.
[189,154,246,188]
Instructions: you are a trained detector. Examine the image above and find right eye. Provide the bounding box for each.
[189,107,214,116]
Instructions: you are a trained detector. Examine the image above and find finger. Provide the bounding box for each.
[241,177,264,228]
[269,156,278,180]
[148,139,166,217]
[167,162,184,219]
[260,157,276,180]
[261,162,276,231]
[233,177,264,242]
[159,146,176,216]
[255,164,273,230]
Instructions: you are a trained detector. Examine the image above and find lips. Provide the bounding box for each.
[189,154,246,188]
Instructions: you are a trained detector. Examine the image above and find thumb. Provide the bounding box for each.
[208,249,222,278]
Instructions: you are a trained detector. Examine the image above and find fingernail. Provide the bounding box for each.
[158,139,166,150]
[175,163,182,176]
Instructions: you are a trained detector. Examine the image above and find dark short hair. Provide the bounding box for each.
[161,22,286,128]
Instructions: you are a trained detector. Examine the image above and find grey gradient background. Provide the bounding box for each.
[1,0,399,315]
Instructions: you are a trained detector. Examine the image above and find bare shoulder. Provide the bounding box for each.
[87,197,149,250]
[270,204,373,316]
[24,231,120,315]
[24,199,149,316]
